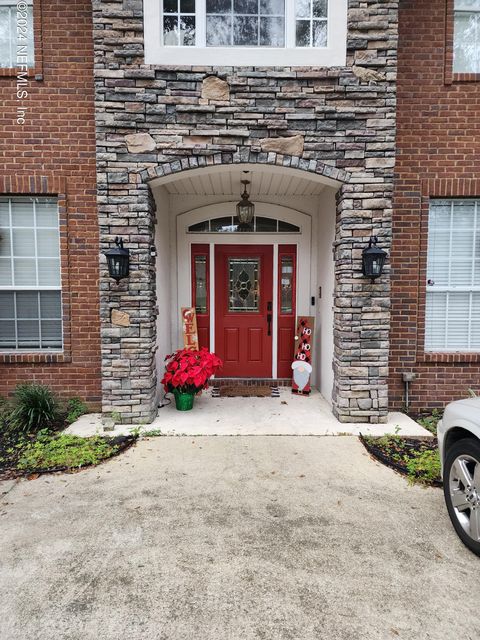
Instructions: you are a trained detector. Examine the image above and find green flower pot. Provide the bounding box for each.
[173,390,195,411]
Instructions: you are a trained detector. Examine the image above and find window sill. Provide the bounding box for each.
[0,351,70,364]
[452,72,480,83]
[419,352,480,364]
[144,46,347,67]
[0,67,41,79]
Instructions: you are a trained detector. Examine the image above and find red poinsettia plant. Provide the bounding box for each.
[162,348,223,394]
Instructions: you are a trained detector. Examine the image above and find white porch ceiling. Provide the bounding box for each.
[164,169,327,197]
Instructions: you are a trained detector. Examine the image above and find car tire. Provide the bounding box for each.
[443,438,480,557]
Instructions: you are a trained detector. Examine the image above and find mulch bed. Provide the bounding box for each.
[0,435,136,481]
[359,434,442,487]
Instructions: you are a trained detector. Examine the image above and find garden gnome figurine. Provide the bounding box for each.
[291,361,313,394]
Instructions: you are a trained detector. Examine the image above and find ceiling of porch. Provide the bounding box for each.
[163,168,327,197]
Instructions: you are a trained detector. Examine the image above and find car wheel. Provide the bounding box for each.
[443,438,480,557]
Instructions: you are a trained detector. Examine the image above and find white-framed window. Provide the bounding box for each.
[144,0,347,66]
[0,197,63,351]
[203,0,287,48]
[454,0,480,73]
[425,199,480,352]
[187,215,300,233]
[0,0,34,69]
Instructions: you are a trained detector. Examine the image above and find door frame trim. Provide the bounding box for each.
[209,243,215,355]
[177,203,312,377]
[272,244,279,378]
[200,242,293,378]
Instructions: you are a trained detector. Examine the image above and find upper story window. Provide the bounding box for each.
[144,0,347,66]
[454,0,480,73]
[0,197,63,351]
[203,0,287,48]
[425,200,480,352]
[295,0,327,47]
[0,0,34,69]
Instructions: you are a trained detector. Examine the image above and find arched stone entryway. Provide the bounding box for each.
[139,151,350,186]
[99,151,391,425]
[92,0,398,426]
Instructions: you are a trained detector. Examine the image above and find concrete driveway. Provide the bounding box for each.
[0,436,479,640]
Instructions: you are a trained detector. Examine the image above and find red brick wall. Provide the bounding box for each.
[391,0,480,412]
[0,0,101,406]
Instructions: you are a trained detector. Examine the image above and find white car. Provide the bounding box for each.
[438,398,480,556]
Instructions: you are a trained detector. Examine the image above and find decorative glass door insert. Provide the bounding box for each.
[277,245,297,377]
[280,255,294,313]
[193,255,207,314]
[228,257,260,312]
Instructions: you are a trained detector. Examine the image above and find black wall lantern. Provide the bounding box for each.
[105,237,129,283]
[362,236,387,282]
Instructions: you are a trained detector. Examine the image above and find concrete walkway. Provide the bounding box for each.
[0,436,478,640]
[67,389,431,437]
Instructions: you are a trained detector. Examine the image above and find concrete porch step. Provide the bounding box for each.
[65,389,432,438]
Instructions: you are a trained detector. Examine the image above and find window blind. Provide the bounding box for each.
[425,199,480,351]
[0,197,62,350]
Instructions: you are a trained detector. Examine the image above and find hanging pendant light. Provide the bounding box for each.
[236,179,255,227]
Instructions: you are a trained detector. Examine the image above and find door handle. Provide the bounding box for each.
[267,313,272,336]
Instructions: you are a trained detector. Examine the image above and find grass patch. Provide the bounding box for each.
[17,433,120,471]
[141,429,164,438]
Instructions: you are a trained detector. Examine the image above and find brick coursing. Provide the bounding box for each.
[390,0,480,412]
[0,0,101,406]
[93,0,399,423]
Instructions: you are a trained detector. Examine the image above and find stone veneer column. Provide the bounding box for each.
[93,0,398,423]
[333,181,393,423]
[98,174,157,423]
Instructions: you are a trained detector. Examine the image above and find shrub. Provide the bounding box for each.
[17,434,118,470]
[0,395,10,427]
[9,383,60,435]
[417,409,442,435]
[65,397,88,424]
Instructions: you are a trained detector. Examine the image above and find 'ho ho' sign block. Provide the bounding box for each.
[291,316,315,395]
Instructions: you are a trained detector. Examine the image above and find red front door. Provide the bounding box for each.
[215,245,273,377]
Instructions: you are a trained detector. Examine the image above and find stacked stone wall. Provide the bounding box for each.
[93,0,398,423]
